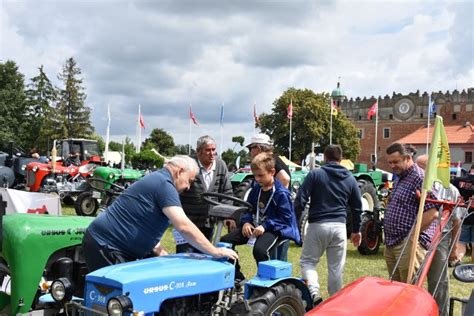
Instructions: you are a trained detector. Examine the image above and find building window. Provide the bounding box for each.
[466,152,473,163]
[383,128,390,139]
[467,104,472,112]
[358,128,364,139]
[371,154,376,163]
[359,115,362,120]
[420,112,424,118]
[452,113,457,120]
[389,114,393,119]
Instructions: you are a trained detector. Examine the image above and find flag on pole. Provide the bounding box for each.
[331,100,339,116]
[287,99,293,119]
[220,104,224,126]
[139,112,145,129]
[253,104,260,125]
[423,115,451,190]
[367,100,378,120]
[189,106,199,125]
[428,100,437,117]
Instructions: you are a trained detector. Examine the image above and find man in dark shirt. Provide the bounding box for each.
[177,135,233,253]
[296,145,362,305]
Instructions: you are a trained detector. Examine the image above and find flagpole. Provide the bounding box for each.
[374,99,379,166]
[136,104,141,153]
[330,98,333,145]
[288,99,293,161]
[220,103,224,158]
[120,139,125,171]
[188,104,192,155]
[426,94,431,154]
[105,104,110,163]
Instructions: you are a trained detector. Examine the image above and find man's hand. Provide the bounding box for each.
[153,243,168,257]
[242,223,255,238]
[253,225,265,237]
[212,247,239,261]
[350,232,362,247]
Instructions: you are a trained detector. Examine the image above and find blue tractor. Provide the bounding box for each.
[47,193,312,315]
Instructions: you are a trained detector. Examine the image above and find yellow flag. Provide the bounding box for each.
[423,116,451,190]
[331,100,338,116]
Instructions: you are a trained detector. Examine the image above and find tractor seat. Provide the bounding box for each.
[209,205,248,221]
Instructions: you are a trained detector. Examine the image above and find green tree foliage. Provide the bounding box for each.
[25,65,58,151]
[109,137,136,164]
[221,149,248,169]
[0,60,28,146]
[259,88,360,162]
[131,150,164,169]
[231,136,245,147]
[57,57,94,138]
[142,128,175,156]
[174,144,195,156]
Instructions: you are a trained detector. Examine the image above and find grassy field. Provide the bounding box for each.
[63,206,471,313]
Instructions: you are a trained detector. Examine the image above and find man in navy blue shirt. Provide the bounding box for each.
[295,145,362,305]
[83,155,238,272]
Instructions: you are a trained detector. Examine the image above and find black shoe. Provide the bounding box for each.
[313,296,323,307]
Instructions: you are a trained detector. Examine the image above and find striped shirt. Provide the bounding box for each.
[384,163,439,249]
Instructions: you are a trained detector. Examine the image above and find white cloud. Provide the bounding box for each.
[1,0,472,152]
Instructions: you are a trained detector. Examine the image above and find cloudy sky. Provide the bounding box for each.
[1,0,473,152]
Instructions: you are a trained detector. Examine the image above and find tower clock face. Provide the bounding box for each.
[398,102,410,114]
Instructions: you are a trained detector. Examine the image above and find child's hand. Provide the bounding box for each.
[242,223,255,238]
[253,225,265,237]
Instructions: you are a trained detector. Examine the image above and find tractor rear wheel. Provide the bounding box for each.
[248,282,306,316]
[233,178,254,201]
[358,179,378,212]
[358,214,382,255]
[62,195,75,206]
[74,192,99,216]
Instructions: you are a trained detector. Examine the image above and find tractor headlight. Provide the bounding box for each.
[51,278,73,303]
[109,173,114,179]
[32,166,39,172]
[107,295,133,316]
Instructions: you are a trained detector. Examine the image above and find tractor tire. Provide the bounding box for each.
[358,179,378,212]
[62,195,75,206]
[233,178,254,201]
[358,214,382,255]
[74,192,99,216]
[298,206,309,246]
[248,282,306,316]
[0,261,11,314]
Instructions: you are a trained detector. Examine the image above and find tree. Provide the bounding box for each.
[109,137,136,164]
[259,88,360,162]
[0,60,28,147]
[57,57,94,138]
[142,128,175,156]
[231,136,245,147]
[25,65,58,151]
[221,148,249,168]
[174,144,195,156]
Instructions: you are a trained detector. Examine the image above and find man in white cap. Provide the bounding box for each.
[246,133,291,189]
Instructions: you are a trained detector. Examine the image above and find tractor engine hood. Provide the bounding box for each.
[85,254,235,313]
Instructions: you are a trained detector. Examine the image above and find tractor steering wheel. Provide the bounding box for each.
[201,192,253,210]
[87,177,125,193]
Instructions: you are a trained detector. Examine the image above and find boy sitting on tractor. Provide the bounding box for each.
[221,152,300,281]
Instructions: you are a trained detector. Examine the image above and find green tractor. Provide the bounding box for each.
[0,214,93,315]
[74,166,144,216]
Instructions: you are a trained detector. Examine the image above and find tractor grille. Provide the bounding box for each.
[26,169,35,186]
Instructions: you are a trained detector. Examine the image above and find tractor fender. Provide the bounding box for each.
[244,277,312,309]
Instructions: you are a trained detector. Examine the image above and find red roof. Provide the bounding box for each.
[397,124,474,145]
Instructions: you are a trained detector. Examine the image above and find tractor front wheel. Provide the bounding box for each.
[233,178,253,201]
[248,282,306,316]
[358,214,382,255]
[75,192,99,216]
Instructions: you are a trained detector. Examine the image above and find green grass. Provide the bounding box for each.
[62,205,471,312]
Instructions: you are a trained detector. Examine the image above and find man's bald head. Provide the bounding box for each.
[415,154,428,170]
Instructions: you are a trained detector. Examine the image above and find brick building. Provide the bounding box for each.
[335,87,474,170]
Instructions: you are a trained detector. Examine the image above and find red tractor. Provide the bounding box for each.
[24,139,100,204]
